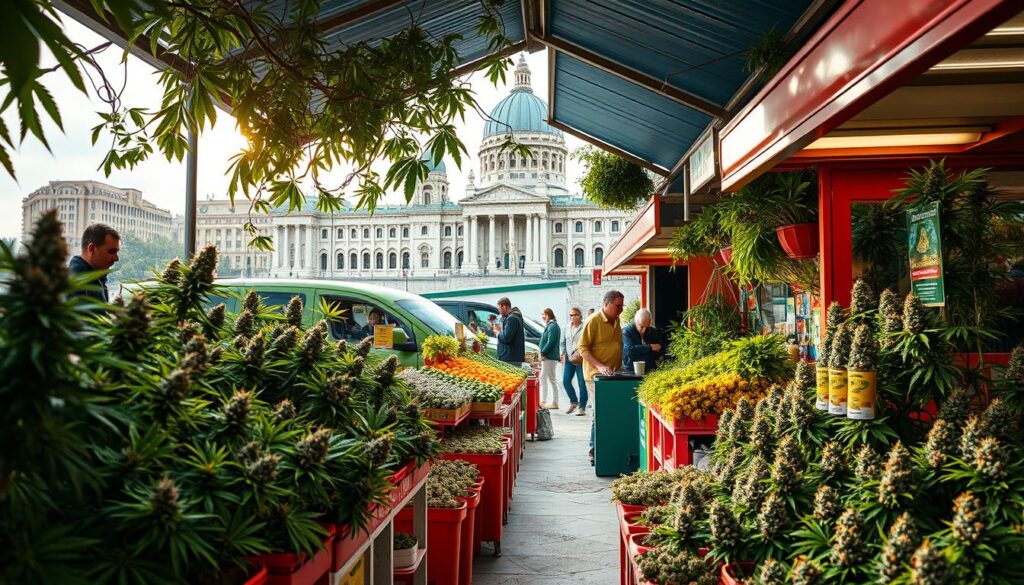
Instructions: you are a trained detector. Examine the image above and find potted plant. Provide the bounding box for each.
[393,533,418,569]
[766,171,818,259]
[471,330,487,353]
[572,146,654,211]
[422,335,459,365]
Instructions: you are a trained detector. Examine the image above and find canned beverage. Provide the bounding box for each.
[828,367,848,415]
[815,364,830,411]
[847,369,877,420]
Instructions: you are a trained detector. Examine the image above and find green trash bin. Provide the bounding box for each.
[594,373,643,477]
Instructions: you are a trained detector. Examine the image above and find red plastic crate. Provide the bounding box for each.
[248,525,335,585]
[648,404,718,470]
[457,482,483,585]
[441,449,507,548]
[397,503,467,585]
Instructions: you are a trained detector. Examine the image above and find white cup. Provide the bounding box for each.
[633,361,646,376]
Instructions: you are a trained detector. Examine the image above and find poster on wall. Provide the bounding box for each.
[906,201,946,306]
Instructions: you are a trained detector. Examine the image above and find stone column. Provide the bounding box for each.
[284,225,292,272]
[507,214,515,270]
[540,215,549,268]
[307,224,315,273]
[273,225,281,269]
[461,216,470,270]
[488,214,496,270]
[525,215,533,267]
[566,221,573,270]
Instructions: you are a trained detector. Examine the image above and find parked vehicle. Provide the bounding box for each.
[434,299,544,345]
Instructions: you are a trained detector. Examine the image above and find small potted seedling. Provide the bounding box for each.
[393,533,418,569]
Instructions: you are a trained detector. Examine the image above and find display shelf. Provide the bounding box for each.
[392,547,426,577]
[646,403,718,470]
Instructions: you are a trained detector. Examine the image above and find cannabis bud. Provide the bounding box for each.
[911,541,950,585]
[880,512,919,585]
[242,291,260,314]
[111,294,125,307]
[234,309,256,337]
[179,321,200,346]
[159,368,191,404]
[355,338,372,359]
[973,437,1009,482]
[924,419,958,468]
[951,491,985,545]
[206,303,226,330]
[243,333,266,367]
[296,428,332,470]
[161,258,182,284]
[1007,344,1024,385]
[790,557,821,585]
[223,390,252,425]
[190,245,218,285]
[879,289,902,319]
[286,295,303,328]
[375,355,399,388]
[351,356,366,378]
[756,557,787,585]
[829,323,854,369]
[364,433,394,467]
[937,387,972,429]
[149,477,181,523]
[826,301,844,333]
[849,278,876,317]
[854,444,883,482]
[831,508,866,568]
[813,484,840,523]
[750,411,773,454]
[335,339,349,356]
[208,346,223,364]
[820,442,847,478]
[302,321,328,363]
[902,293,928,334]
[786,381,816,429]
[708,500,741,550]
[237,441,262,465]
[771,435,805,494]
[758,493,788,539]
[818,328,833,368]
[274,400,296,421]
[847,324,878,370]
[113,293,152,351]
[246,454,281,485]
[324,375,353,405]
[717,410,735,444]
[270,326,299,358]
[981,398,1017,443]
[794,360,815,395]
[878,441,915,508]
[959,416,986,458]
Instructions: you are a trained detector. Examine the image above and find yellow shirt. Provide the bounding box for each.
[578,309,623,381]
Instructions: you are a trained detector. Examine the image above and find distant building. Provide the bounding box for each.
[22,180,172,250]
[178,197,276,276]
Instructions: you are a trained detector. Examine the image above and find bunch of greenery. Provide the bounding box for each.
[634,546,717,585]
[422,335,461,361]
[665,294,742,367]
[464,352,528,379]
[0,212,439,584]
[669,204,728,262]
[621,299,642,327]
[2,0,527,231]
[610,469,694,507]
[421,368,503,403]
[393,533,417,551]
[441,426,507,455]
[426,459,480,508]
[571,147,654,211]
[397,368,474,409]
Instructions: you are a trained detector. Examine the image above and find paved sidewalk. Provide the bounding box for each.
[472,407,618,585]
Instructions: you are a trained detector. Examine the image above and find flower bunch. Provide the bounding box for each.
[659,372,770,421]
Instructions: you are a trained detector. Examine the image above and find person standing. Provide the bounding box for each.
[493,297,525,364]
[578,290,625,465]
[622,308,663,374]
[538,308,561,409]
[561,307,587,415]
[68,223,121,303]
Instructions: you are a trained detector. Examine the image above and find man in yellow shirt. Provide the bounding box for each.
[578,290,624,465]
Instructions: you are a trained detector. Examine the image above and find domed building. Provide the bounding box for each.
[189,55,637,283]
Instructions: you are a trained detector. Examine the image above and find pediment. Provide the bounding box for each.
[460,183,549,205]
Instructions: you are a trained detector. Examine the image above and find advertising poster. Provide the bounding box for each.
[906,201,946,306]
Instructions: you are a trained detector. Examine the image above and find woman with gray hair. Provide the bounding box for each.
[622,307,663,374]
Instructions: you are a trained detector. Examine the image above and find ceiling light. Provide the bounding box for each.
[804,132,983,150]
[931,59,1024,70]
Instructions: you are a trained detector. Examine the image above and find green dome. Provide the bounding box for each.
[483,55,562,139]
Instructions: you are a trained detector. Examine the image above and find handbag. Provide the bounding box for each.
[569,349,583,365]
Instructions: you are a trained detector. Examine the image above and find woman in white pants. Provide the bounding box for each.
[538,308,562,409]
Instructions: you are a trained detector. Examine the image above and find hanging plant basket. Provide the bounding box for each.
[776,223,819,259]
[717,246,733,266]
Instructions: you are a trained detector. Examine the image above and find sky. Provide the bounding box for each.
[1,17,586,241]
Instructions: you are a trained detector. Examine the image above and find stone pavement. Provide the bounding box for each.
[472,407,619,585]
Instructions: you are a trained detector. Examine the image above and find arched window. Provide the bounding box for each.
[363,228,369,239]
[498,159,505,170]
[402,227,409,238]
[350,253,358,269]
[421,226,428,236]
[421,251,429,268]
[375,252,384,269]
[611,221,620,232]
[337,253,344,269]
[457,250,464,267]
[423,192,431,205]
[402,252,410,269]
[443,251,452,269]
[554,222,563,234]
[594,247,604,266]
[575,221,583,233]
[389,252,397,269]
[320,253,328,271]
[389,227,396,238]
[574,248,585,267]
[362,252,371,269]
[554,248,565,268]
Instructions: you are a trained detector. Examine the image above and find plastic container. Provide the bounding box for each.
[456,483,483,585]
[396,502,467,585]
[441,450,507,548]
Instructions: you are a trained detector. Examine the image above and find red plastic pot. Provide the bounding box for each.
[397,503,467,585]
[244,566,268,585]
[721,562,755,585]
[717,246,733,266]
[456,484,483,585]
[247,525,335,585]
[443,451,508,546]
[776,223,819,259]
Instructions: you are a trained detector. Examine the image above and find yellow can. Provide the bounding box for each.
[847,369,878,420]
[828,367,848,415]
[815,363,830,411]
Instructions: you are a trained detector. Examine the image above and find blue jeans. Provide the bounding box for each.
[562,361,587,409]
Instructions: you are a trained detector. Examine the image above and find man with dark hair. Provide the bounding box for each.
[493,296,525,363]
[68,223,120,303]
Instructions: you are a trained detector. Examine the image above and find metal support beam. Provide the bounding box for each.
[184,127,199,260]
[536,34,728,119]
[547,119,669,176]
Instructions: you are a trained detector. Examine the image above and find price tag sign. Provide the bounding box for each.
[373,325,395,349]
[455,322,465,341]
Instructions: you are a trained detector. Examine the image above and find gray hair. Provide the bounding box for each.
[634,308,652,325]
[602,290,624,305]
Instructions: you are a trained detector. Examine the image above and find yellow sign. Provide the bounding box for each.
[455,322,465,341]
[373,325,395,349]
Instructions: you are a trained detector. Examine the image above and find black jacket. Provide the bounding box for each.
[497,310,526,364]
[68,255,109,303]
[622,323,662,373]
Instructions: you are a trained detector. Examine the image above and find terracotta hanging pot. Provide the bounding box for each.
[717,246,733,266]
[776,223,819,259]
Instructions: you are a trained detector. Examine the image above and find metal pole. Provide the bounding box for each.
[184,125,199,259]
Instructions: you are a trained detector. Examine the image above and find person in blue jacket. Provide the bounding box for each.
[622,308,662,374]
[492,297,525,364]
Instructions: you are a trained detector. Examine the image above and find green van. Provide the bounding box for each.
[208,279,537,367]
